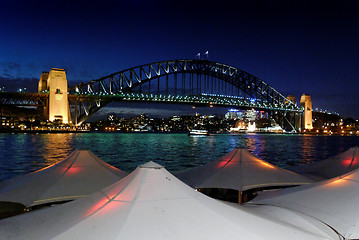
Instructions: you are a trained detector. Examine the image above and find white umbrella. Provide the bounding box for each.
[0,150,127,208]
[294,146,359,180]
[176,148,312,202]
[251,167,359,239]
[0,161,339,240]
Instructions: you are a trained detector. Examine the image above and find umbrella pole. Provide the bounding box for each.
[238,191,242,204]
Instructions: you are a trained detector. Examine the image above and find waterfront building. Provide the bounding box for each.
[0,115,18,129]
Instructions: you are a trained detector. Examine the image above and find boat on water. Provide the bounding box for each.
[188,129,209,135]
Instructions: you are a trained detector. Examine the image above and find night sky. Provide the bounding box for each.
[1,0,359,119]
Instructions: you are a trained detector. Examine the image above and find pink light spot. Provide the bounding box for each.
[342,158,353,167]
[86,197,110,217]
[66,166,81,174]
[217,160,228,169]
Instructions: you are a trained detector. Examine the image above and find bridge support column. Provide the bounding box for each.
[39,68,71,124]
[38,72,49,118]
[300,94,313,131]
[74,99,78,126]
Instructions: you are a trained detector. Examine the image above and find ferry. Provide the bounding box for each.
[188,129,209,135]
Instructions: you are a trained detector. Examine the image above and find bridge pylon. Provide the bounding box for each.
[285,95,301,131]
[38,68,71,124]
[300,94,313,130]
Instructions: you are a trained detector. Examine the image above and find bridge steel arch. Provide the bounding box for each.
[69,59,301,127]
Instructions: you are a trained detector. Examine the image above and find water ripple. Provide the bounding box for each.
[0,133,358,181]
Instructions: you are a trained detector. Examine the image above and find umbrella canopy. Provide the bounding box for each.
[176,148,312,191]
[0,161,339,240]
[251,167,359,239]
[294,146,359,180]
[0,150,127,207]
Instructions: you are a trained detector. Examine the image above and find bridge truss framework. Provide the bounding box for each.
[69,59,301,128]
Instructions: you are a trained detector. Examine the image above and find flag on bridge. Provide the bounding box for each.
[196,53,201,59]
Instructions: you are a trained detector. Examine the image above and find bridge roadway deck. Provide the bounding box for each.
[0,92,302,113]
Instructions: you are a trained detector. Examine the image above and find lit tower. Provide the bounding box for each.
[38,68,71,124]
[286,95,297,106]
[300,94,313,130]
[38,71,49,118]
[38,71,48,93]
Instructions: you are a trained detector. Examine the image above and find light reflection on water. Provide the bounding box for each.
[0,133,358,181]
[40,134,74,166]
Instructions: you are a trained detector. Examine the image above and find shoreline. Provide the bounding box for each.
[0,129,357,136]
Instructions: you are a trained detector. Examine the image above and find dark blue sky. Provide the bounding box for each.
[1,0,359,119]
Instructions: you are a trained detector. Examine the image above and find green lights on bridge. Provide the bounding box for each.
[71,90,301,112]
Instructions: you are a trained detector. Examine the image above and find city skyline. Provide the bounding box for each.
[1,0,359,119]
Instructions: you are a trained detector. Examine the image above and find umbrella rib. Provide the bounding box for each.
[348,148,357,169]
[30,151,81,207]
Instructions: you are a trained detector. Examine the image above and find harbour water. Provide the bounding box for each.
[1,132,358,181]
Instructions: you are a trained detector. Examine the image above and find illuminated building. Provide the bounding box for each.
[247,121,256,132]
[300,94,313,130]
[0,115,17,128]
[225,109,245,120]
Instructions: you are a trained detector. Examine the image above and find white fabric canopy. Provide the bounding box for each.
[294,146,359,180]
[251,167,359,239]
[176,148,312,191]
[0,162,339,240]
[0,150,127,207]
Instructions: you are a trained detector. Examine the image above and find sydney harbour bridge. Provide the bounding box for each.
[0,59,304,130]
